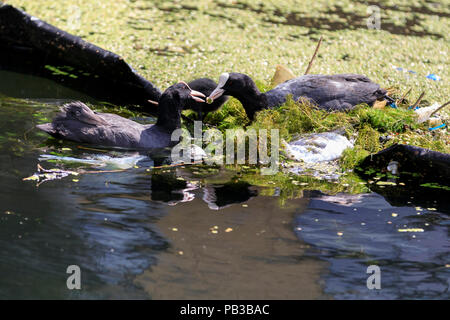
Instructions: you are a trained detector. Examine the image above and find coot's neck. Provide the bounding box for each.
[155,103,182,133]
[234,81,269,120]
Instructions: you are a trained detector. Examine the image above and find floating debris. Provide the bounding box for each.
[39,153,147,169]
[387,161,399,175]
[415,101,449,124]
[398,228,424,233]
[283,132,353,163]
[426,74,440,81]
[270,64,296,87]
[392,66,441,81]
[23,164,79,186]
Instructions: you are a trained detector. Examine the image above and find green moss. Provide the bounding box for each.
[339,146,370,171]
[250,96,352,141]
[203,98,250,130]
[350,106,418,133]
[355,125,380,153]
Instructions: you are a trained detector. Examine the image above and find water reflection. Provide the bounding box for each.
[295,192,450,299]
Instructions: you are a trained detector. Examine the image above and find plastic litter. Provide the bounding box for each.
[392,66,441,81]
[426,74,441,81]
[283,132,353,163]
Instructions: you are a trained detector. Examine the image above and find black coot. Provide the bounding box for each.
[37,82,206,149]
[207,72,391,120]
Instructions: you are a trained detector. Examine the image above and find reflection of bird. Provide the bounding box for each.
[150,172,199,205]
[202,181,257,210]
[37,82,205,149]
[207,72,392,120]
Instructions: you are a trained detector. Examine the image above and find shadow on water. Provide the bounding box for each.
[155,0,446,38]
[354,0,450,19]
[252,2,443,38]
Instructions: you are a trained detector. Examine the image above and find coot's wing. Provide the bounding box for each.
[37,105,144,148]
[272,74,386,110]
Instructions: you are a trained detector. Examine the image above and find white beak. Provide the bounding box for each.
[190,89,206,103]
[207,87,225,104]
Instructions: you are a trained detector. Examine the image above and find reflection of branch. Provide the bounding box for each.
[77,145,109,152]
[79,169,128,174]
[304,36,323,75]
[151,160,203,170]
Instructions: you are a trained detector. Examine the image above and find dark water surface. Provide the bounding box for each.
[0,71,448,299]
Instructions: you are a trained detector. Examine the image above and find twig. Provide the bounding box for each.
[396,88,411,105]
[304,36,323,75]
[79,169,129,174]
[411,91,425,109]
[150,160,204,170]
[430,100,450,117]
[77,145,109,152]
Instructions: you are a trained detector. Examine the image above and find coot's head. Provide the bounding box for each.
[206,73,257,103]
[156,82,205,131]
[183,78,230,115]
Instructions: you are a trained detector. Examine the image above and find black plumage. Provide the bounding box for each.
[36,83,205,149]
[185,78,229,120]
[208,73,389,120]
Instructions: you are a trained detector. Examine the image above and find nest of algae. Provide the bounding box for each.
[183,83,449,173]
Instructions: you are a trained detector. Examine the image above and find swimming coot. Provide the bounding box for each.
[37,82,205,149]
[207,73,391,120]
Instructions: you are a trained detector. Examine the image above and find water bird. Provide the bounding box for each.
[37,82,206,149]
[186,78,230,120]
[148,78,229,120]
[207,73,392,120]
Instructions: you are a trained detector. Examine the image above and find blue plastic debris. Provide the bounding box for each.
[389,102,398,108]
[426,73,441,81]
[394,67,416,74]
[393,66,441,81]
[428,123,446,131]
